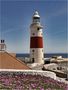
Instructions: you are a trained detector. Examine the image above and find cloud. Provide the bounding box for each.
[51,30,66,36]
[2,25,27,34]
[2,28,17,34]
[50,7,66,17]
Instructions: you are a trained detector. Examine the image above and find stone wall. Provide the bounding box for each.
[43,69,67,78]
[0,69,56,80]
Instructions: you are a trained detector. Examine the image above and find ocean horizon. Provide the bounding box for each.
[16,53,68,58]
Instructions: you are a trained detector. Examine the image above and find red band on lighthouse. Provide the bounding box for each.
[30,37,43,48]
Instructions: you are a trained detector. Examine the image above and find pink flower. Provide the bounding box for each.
[46,88,52,90]
[40,88,44,90]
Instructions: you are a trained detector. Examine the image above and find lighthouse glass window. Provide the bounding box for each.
[33,17,40,23]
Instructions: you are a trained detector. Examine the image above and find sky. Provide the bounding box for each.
[0,0,67,53]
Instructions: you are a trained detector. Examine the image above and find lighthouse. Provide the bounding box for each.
[30,11,44,64]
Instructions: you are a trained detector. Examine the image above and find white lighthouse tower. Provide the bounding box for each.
[30,11,44,64]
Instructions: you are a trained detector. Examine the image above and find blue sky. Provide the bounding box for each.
[0,0,67,53]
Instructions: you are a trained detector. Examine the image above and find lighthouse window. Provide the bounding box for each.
[33,33,35,35]
[32,50,34,52]
[37,28,40,31]
[32,58,34,63]
[33,17,40,23]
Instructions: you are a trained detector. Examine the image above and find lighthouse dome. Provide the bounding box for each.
[33,11,40,18]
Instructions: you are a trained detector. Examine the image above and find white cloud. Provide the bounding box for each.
[50,7,66,17]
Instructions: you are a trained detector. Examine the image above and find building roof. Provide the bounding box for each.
[0,52,30,70]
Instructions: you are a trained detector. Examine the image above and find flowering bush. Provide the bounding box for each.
[0,72,67,90]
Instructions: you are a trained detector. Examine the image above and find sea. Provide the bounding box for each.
[16,53,68,58]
